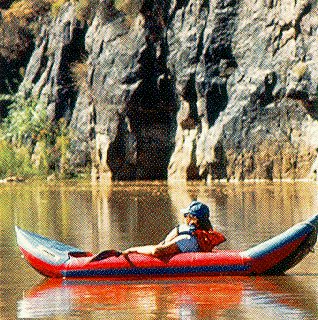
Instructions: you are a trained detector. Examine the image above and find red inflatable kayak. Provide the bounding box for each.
[15,214,318,278]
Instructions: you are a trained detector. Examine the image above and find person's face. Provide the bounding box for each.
[184,213,199,226]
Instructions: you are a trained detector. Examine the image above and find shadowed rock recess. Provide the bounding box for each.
[18,0,318,181]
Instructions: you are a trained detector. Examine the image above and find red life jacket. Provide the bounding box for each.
[193,229,226,252]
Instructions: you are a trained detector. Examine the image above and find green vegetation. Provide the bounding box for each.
[0,94,73,179]
[1,0,52,58]
[70,61,88,91]
[0,0,143,180]
[0,0,139,63]
[51,0,68,17]
[0,94,47,146]
[114,0,141,15]
[0,0,100,180]
[50,0,99,22]
[114,0,142,26]
[0,141,35,178]
[0,0,97,63]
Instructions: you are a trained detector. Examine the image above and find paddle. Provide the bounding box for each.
[90,250,122,262]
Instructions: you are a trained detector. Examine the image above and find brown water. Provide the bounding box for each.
[1,180,318,319]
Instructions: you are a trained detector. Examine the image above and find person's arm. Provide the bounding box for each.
[122,245,157,255]
[161,227,178,244]
[152,242,180,257]
[122,241,180,257]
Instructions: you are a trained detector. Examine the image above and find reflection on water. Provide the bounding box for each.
[8,181,318,252]
[17,276,318,319]
[1,180,318,319]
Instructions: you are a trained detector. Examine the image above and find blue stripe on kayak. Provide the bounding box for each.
[62,264,250,278]
[242,222,314,260]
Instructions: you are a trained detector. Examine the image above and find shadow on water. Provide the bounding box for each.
[17,275,318,319]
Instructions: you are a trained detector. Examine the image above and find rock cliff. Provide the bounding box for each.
[18,0,318,181]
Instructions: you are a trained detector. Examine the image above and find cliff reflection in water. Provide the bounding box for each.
[4,181,318,319]
[13,181,318,255]
[18,276,318,319]
[93,181,318,253]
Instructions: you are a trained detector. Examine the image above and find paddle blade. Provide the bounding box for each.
[90,250,122,262]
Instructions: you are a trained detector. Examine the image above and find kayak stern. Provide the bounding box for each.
[15,226,90,278]
[242,214,318,274]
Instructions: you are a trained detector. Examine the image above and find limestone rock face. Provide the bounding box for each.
[71,0,178,180]
[20,3,87,123]
[167,0,318,181]
[20,0,318,181]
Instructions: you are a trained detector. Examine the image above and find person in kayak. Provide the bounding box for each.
[122,201,226,257]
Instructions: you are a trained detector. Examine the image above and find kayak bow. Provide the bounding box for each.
[15,214,318,278]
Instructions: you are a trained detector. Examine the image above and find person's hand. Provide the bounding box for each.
[122,248,136,255]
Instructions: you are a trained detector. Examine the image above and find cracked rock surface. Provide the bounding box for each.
[20,0,318,181]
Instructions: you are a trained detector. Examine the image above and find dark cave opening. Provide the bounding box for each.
[55,22,88,122]
[206,81,228,127]
[111,74,178,181]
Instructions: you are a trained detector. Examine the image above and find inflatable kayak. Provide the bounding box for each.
[15,214,318,278]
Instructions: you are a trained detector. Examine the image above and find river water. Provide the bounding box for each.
[1,180,318,319]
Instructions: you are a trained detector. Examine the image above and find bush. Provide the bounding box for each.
[0,1,72,61]
[114,0,141,16]
[51,0,99,22]
[0,93,48,177]
[0,140,37,179]
[51,0,68,17]
[0,140,17,178]
[0,94,47,147]
[114,0,141,25]
[0,94,73,178]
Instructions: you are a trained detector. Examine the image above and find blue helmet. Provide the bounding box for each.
[181,201,210,220]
